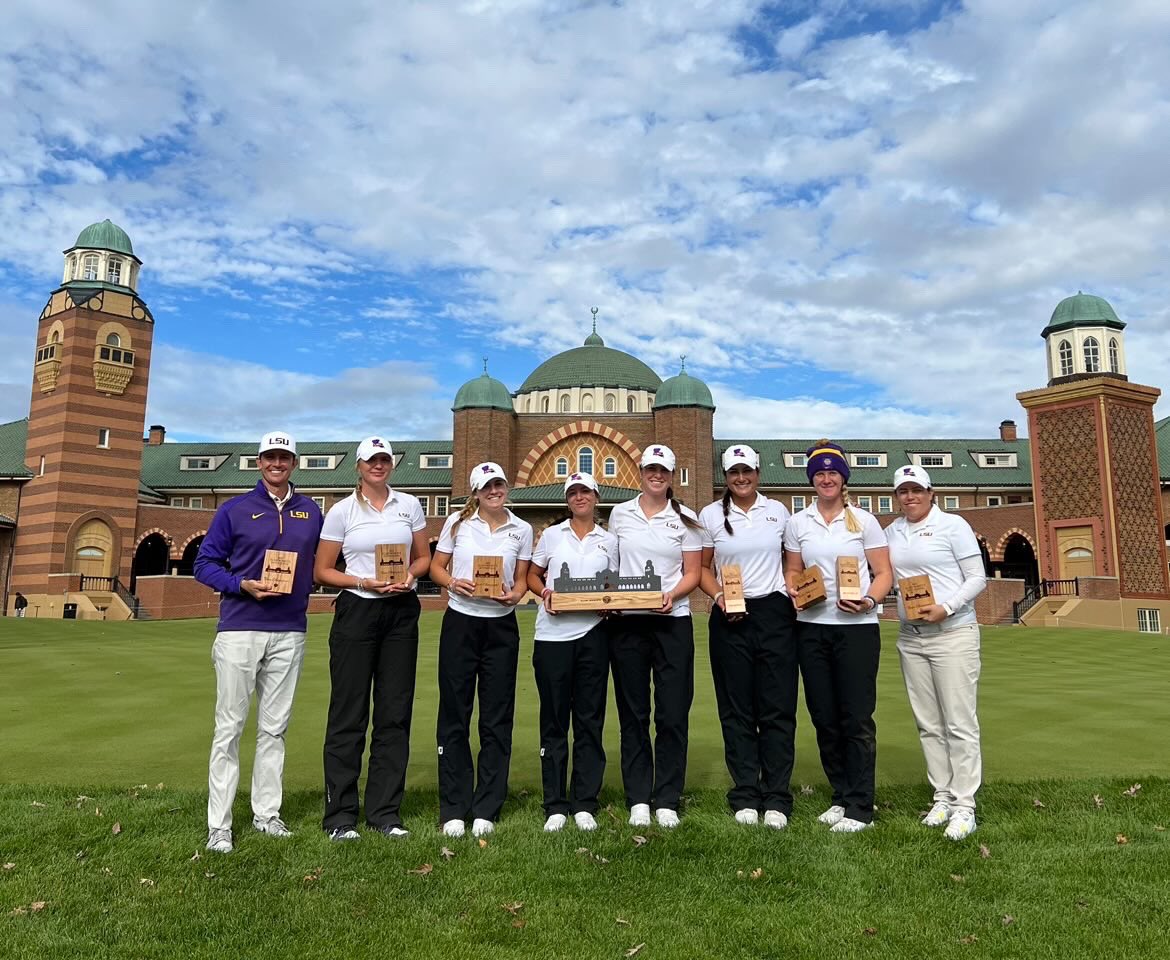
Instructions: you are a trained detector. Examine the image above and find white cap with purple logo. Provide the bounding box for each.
[893,464,932,490]
[722,444,760,472]
[564,471,599,494]
[470,461,508,491]
[639,444,676,471]
[356,436,394,461]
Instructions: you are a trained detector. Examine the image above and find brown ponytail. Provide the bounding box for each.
[666,486,702,530]
[721,487,734,535]
[448,498,478,538]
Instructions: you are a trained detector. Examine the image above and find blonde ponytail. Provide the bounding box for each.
[842,487,862,533]
[448,498,478,538]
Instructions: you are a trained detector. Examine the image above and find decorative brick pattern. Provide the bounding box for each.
[1033,404,1102,577]
[515,420,642,487]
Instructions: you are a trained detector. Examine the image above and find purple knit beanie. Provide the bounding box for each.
[806,440,850,483]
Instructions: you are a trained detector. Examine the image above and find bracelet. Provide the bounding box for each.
[541,588,553,599]
[714,591,724,603]
[864,595,877,610]
[356,578,365,591]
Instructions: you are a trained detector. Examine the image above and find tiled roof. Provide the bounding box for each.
[0,419,33,478]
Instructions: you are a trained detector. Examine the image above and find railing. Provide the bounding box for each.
[80,575,115,592]
[79,576,142,618]
[1042,578,1079,597]
[1012,579,1079,623]
[1012,583,1043,623]
[112,578,142,619]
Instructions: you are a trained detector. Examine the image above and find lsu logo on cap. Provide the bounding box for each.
[901,467,914,475]
[570,473,581,481]
[823,457,832,467]
[733,447,744,457]
[653,447,664,456]
[371,438,385,448]
[481,465,493,474]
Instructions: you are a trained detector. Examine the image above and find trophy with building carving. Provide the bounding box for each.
[720,564,746,614]
[260,550,297,595]
[376,543,408,586]
[899,575,936,620]
[472,555,504,598]
[792,565,827,610]
[549,560,664,612]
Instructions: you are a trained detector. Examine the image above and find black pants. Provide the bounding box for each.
[436,608,520,824]
[797,620,881,823]
[608,614,694,810]
[532,622,609,816]
[323,590,420,831]
[709,592,798,814]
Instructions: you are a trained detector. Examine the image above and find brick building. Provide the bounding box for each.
[3,222,1169,630]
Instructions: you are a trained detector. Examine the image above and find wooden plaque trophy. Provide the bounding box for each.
[376,543,408,586]
[792,566,826,610]
[720,564,747,614]
[836,556,862,602]
[472,555,504,598]
[899,575,936,620]
[260,550,297,595]
[549,560,664,612]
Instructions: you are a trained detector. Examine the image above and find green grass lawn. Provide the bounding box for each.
[2,614,1168,959]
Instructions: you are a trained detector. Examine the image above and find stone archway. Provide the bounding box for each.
[999,533,1039,585]
[131,533,170,590]
[73,518,114,578]
[515,421,643,488]
[177,535,204,576]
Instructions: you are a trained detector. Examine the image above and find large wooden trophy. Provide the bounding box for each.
[792,566,826,610]
[472,556,504,598]
[836,556,862,602]
[720,564,747,614]
[899,575,936,620]
[376,543,408,586]
[261,550,297,595]
[549,560,664,612]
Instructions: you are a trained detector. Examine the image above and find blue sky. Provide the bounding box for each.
[3,0,1170,443]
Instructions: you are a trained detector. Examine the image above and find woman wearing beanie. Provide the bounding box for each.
[430,462,534,839]
[314,437,431,841]
[783,440,892,833]
[526,472,616,833]
[887,465,987,841]
[607,444,703,829]
[699,444,797,830]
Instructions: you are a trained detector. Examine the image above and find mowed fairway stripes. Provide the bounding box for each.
[1,614,1166,791]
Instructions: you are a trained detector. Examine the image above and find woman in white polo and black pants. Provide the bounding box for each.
[783,440,892,833]
[607,444,702,829]
[314,436,431,840]
[527,472,616,833]
[430,462,533,838]
[699,444,797,829]
[887,464,987,841]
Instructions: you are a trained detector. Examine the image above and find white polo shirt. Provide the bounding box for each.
[436,508,534,618]
[887,505,981,626]
[321,489,427,599]
[699,494,790,598]
[532,519,619,642]
[782,502,887,625]
[608,495,702,618]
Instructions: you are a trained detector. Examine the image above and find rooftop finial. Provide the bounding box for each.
[482,356,489,375]
[680,354,687,373]
[591,306,598,333]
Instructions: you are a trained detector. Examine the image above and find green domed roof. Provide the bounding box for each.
[453,371,513,412]
[1041,291,1125,338]
[72,219,135,256]
[518,331,662,393]
[653,369,715,410]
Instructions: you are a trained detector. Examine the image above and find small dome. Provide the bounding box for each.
[453,371,513,412]
[654,369,715,410]
[584,329,605,346]
[72,219,134,256]
[1042,291,1125,338]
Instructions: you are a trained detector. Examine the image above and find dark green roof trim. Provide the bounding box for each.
[1041,292,1124,338]
[1040,318,1126,338]
[0,419,33,478]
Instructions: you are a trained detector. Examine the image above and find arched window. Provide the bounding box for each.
[68,256,76,280]
[1058,339,1073,377]
[605,393,616,412]
[604,457,617,478]
[627,396,636,412]
[83,255,99,281]
[50,330,61,343]
[582,394,594,413]
[560,395,570,413]
[106,333,121,347]
[542,397,550,413]
[525,397,532,412]
[555,457,568,477]
[578,446,594,475]
[1108,338,1120,373]
[107,259,122,284]
[1083,336,1100,373]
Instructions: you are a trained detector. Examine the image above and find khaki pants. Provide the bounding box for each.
[897,622,981,810]
[208,630,306,831]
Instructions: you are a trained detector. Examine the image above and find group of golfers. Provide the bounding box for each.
[194,431,987,853]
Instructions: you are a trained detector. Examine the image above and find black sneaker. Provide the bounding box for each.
[371,825,409,838]
[327,826,360,842]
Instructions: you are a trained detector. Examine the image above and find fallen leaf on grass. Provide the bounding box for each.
[440,847,456,860]
[1115,834,1128,845]
[632,835,648,846]
[478,838,488,849]
[575,848,609,864]
[95,807,101,817]
[75,795,94,807]
[3,863,15,870]
[1032,798,1045,809]
[1092,794,1104,809]
[1002,915,1015,926]
[950,874,966,884]
[407,863,434,876]
[10,906,27,916]
[616,918,631,926]
[959,934,979,945]
[303,867,323,884]
[30,801,45,808]
[111,823,121,835]
[1155,825,1166,832]
[512,919,526,928]
[75,850,87,861]
[979,844,991,859]
[750,868,764,880]
[800,784,814,796]
[189,852,201,862]
[139,878,154,886]
[500,901,524,915]
[625,944,646,957]
[101,868,112,875]
[736,870,744,878]
[204,872,216,879]
[863,927,877,937]
[604,805,621,824]
[1075,899,1089,911]
[1122,783,1141,798]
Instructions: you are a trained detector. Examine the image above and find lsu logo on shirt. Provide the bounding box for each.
[289,510,311,520]
[507,532,522,541]
[399,511,414,521]
[665,521,682,531]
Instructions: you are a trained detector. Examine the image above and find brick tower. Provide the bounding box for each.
[652,360,715,514]
[1016,293,1169,608]
[12,220,154,610]
[450,360,517,500]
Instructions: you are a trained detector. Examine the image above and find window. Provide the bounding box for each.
[785,454,808,468]
[878,496,893,514]
[1083,336,1100,373]
[914,453,951,468]
[582,394,594,413]
[181,457,213,471]
[420,454,451,469]
[97,428,110,448]
[560,395,570,412]
[107,259,122,284]
[792,495,806,511]
[435,496,449,517]
[603,457,617,478]
[543,397,550,413]
[855,495,872,510]
[943,496,959,510]
[986,495,1003,507]
[312,496,326,511]
[301,455,336,470]
[1109,338,1119,373]
[36,343,57,362]
[1058,339,1073,377]
[417,496,430,516]
[605,393,616,412]
[578,446,594,475]
[240,456,259,470]
[1137,608,1161,633]
[679,467,689,486]
[555,457,568,477]
[978,453,1018,467]
[68,256,76,280]
[170,497,185,507]
[189,497,204,509]
[105,333,121,347]
[39,455,46,476]
[627,396,635,412]
[851,454,886,468]
[97,343,134,364]
[83,255,99,281]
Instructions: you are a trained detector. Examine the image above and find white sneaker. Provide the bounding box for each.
[327,826,360,842]
[829,817,873,834]
[734,808,759,825]
[441,819,465,838]
[921,801,952,827]
[944,809,977,841]
[574,812,598,831]
[655,808,680,828]
[817,804,846,826]
[544,814,568,832]
[253,815,292,838]
[206,828,233,853]
[471,818,494,837]
[763,810,788,830]
[628,803,651,827]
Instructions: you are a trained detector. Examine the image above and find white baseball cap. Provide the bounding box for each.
[564,472,599,494]
[893,464,932,490]
[640,444,676,471]
[722,444,760,472]
[470,461,508,490]
[356,436,394,461]
[258,431,296,456]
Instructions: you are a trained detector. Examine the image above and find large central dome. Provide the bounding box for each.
[518,331,662,393]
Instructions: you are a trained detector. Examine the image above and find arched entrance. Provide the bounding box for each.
[131,534,170,590]
[73,519,114,578]
[1000,533,1039,585]
[176,536,204,576]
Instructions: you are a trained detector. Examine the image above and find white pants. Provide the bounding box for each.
[897,622,981,810]
[208,630,306,831]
